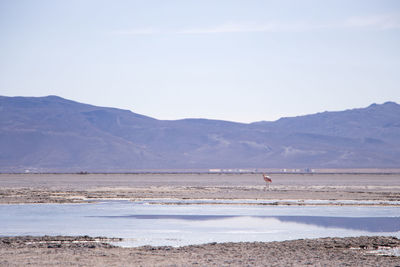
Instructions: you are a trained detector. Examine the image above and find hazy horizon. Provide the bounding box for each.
[1,0,399,123]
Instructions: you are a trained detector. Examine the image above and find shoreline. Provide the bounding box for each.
[1,174,400,265]
[1,235,399,266]
[1,173,399,205]
[1,186,399,205]
[2,197,400,210]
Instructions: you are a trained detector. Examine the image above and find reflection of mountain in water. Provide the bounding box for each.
[274,216,400,233]
[98,214,400,233]
[97,214,237,221]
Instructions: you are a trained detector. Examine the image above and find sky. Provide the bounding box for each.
[0,0,399,123]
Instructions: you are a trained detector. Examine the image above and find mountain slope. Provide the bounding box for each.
[1,96,399,171]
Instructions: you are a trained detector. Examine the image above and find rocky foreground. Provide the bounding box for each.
[1,236,399,266]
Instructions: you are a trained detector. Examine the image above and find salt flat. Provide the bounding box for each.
[1,173,400,266]
[0,173,399,204]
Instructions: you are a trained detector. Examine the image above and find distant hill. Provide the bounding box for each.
[1,95,399,172]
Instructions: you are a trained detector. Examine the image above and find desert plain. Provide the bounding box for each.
[1,172,400,204]
[1,172,400,266]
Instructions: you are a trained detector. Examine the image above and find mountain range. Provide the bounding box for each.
[1,95,399,172]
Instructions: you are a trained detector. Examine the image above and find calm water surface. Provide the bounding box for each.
[1,200,399,247]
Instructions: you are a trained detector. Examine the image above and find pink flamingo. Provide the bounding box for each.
[262,173,272,190]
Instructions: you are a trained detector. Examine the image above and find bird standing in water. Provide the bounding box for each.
[262,173,272,191]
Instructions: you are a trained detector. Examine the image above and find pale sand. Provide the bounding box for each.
[0,173,399,204]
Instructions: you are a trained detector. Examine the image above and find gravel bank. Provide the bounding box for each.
[1,236,399,266]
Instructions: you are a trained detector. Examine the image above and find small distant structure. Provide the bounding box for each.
[262,173,272,190]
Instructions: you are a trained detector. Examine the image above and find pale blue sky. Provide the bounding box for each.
[1,0,399,122]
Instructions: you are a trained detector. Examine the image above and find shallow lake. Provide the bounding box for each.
[1,200,399,247]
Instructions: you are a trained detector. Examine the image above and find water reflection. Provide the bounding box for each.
[274,216,400,232]
[1,201,399,247]
[97,214,400,232]
[95,214,237,220]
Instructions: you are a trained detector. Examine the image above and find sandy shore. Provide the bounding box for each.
[1,173,399,266]
[0,173,399,205]
[1,235,399,266]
